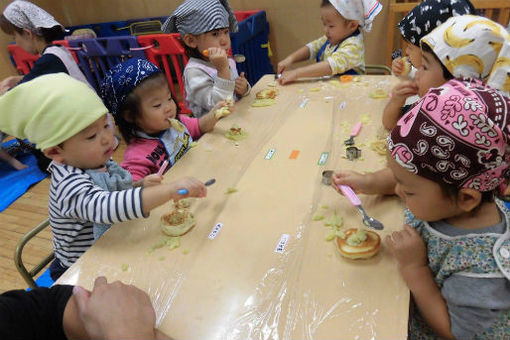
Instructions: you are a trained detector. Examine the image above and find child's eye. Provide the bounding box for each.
[86,134,96,140]
[404,191,414,196]
[153,104,161,108]
[103,124,109,129]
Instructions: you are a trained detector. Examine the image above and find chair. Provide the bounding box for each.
[14,218,54,289]
[386,0,510,66]
[365,64,392,75]
[7,44,39,75]
[137,34,191,114]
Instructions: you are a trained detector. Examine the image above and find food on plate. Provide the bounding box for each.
[225,124,247,141]
[161,209,196,236]
[340,75,353,83]
[256,88,278,99]
[336,228,380,259]
[369,89,389,99]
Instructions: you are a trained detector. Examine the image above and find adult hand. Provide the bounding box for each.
[73,276,157,340]
[234,72,249,96]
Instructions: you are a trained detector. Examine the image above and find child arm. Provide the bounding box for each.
[386,225,454,339]
[184,67,235,114]
[278,61,332,85]
[277,46,311,74]
[382,81,419,130]
[331,168,396,195]
[196,100,235,134]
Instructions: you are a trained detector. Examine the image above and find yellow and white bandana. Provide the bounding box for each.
[421,15,510,95]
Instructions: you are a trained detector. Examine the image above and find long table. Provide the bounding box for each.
[57,75,409,340]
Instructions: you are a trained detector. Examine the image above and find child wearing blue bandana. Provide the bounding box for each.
[162,0,250,118]
[101,58,232,182]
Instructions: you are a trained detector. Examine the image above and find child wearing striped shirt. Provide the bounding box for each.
[277,0,382,85]
[162,0,250,118]
[0,74,207,281]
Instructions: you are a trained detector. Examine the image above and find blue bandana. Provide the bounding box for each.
[398,0,475,46]
[100,58,161,117]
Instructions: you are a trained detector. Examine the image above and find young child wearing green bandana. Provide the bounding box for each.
[0,73,208,280]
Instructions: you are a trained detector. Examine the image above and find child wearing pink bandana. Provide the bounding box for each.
[385,78,510,339]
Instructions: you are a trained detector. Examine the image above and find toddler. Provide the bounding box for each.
[162,0,250,118]
[0,73,207,280]
[385,78,510,339]
[277,0,382,85]
[383,0,475,130]
[101,58,232,182]
[334,15,510,196]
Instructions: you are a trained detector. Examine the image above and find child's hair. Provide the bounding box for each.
[440,182,494,206]
[321,0,331,7]
[421,43,454,80]
[116,72,179,143]
[0,14,63,43]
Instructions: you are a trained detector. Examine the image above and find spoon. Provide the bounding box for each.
[338,185,384,230]
[178,178,216,195]
[233,54,246,63]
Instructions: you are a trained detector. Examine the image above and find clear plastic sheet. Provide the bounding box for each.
[57,75,409,339]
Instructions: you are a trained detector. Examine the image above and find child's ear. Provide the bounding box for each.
[43,145,65,164]
[183,34,197,48]
[347,20,359,33]
[456,188,482,212]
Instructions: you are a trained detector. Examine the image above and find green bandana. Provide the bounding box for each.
[0,73,108,150]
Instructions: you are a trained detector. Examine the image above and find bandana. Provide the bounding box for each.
[162,0,238,35]
[100,58,161,117]
[421,15,510,96]
[398,0,475,46]
[388,78,510,193]
[0,73,108,150]
[3,0,63,33]
[328,0,382,32]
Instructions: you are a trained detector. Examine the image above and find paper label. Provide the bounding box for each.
[299,98,309,108]
[317,152,329,165]
[208,223,224,240]
[265,148,276,160]
[275,234,290,253]
[339,101,346,109]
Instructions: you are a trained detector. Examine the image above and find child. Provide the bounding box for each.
[0,132,27,170]
[385,78,510,339]
[0,0,89,90]
[162,0,250,118]
[101,58,233,182]
[334,15,510,196]
[383,0,475,130]
[277,0,382,85]
[0,73,207,280]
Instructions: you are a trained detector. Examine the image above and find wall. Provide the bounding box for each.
[0,0,390,80]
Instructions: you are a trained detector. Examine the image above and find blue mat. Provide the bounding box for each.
[0,139,47,213]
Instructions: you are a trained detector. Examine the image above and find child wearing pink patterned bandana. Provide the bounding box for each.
[385,78,510,339]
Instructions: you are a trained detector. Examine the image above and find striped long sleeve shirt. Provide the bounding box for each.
[48,162,144,268]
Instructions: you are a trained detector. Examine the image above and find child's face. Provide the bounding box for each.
[195,28,231,55]
[404,42,421,69]
[135,85,177,135]
[58,115,114,169]
[415,49,448,97]
[387,154,461,222]
[320,5,356,46]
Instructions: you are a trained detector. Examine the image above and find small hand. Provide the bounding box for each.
[277,69,298,85]
[207,47,229,73]
[235,72,249,96]
[385,225,427,272]
[143,173,162,187]
[390,80,419,104]
[331,170,371,195]
[277,57,292,74]
[170,177,207,199]
[391,58,405,77]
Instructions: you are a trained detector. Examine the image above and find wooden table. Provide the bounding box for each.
[57,75,409,340]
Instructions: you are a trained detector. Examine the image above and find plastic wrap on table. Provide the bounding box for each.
[57,75,408,339]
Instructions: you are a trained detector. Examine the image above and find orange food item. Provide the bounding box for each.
[202,49,209,57]
[256,88,277,99]
[340,75,353,83]
[336,228,381,259]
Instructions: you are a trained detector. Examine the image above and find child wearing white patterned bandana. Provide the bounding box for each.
[163,0,250,118]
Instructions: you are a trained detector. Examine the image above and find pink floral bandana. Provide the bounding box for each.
[388,78,510,193]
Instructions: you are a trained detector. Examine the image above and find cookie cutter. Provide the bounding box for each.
[322,170,333,185]
[346,146,362,160]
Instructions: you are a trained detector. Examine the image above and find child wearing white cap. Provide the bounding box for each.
[277,0,382,85]
[0,73,207,280]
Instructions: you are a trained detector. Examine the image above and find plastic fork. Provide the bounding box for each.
[344,122,362,146]
[178,179,216,195]
[338,185,384,230]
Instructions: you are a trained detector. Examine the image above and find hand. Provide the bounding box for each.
[390,80,419,105]
[143,174,162,187]
[0,75,22,95]
[235,72,249,96]
[391,58,404,77]
[277,57,293,74]
[170,176,207,199]
[385,225,427,273]
[331,170,372,195]
[277,69,298,85]
[73,276,157,340]
[206,47,229,73]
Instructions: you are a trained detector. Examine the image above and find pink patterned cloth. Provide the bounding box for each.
[388,78,510,192]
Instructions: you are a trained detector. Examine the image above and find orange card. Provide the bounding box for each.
[289,150,300,159]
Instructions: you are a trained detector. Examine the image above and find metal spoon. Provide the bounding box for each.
[178,178,216,195]
[233,54,246,63]
[338,185,384,230]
